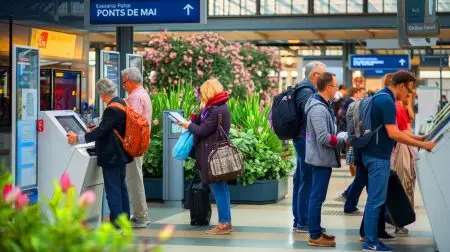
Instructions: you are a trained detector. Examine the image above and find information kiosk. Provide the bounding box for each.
[38,110,103,225]
[416,106,450,252]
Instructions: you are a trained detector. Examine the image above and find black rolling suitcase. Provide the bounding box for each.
[184,174,211,226]
[385,170,416,227]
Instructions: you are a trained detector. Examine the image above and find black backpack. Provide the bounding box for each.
[270,84,314,140]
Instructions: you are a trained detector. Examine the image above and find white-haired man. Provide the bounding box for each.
[121,67,152,228]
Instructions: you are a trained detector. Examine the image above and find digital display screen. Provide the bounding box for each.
[55,115,86,135]
[426,112,450,141]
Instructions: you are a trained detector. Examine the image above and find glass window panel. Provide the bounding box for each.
[243,0,257,15]
[330,0,347,14]
[292,0,308,14]
[384,0,397,13]
[314,0,329,14]
[438,0,450,12]
[261,0,277,14]
[209,0,257,16]
[368,0,383,13]
[276,0,292,14]
[348,0,363,13]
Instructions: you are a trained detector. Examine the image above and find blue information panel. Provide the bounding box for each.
[88,0,206,25]
[349,55,410,70]
[12,46,39,204]
[364,69,405,77]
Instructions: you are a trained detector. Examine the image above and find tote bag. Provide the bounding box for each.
[172,130,194,160]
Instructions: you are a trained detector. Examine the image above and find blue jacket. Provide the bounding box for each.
[294,78,317,138]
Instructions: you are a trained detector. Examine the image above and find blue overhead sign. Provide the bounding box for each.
[349,55,410,70]
[364,69,404,77]
[87,0,206,26]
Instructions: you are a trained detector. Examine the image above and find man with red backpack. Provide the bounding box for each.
[122,67,152,228]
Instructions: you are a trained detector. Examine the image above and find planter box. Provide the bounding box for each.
[143,177,163,201]
[184,177,288,205]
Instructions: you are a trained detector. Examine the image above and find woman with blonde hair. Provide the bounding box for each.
[178,79,233,235]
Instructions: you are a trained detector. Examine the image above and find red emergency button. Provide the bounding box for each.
[38,119,44,133]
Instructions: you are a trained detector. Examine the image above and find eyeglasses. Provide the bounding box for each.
[122,79,129,85]
[404,84,414,94]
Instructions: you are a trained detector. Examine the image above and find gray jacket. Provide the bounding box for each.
[305,94,345,168]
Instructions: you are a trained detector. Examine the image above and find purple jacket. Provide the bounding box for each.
[188,103,231,184]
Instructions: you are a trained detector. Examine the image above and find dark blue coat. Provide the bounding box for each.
[84,97,133,167]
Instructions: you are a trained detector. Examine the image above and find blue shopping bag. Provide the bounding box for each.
[172,131,194,160]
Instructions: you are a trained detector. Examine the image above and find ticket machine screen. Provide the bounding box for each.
[55,116,87,134]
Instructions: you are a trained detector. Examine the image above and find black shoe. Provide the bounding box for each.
[379,232,396,241]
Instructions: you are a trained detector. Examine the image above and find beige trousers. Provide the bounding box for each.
[126,156,149,221]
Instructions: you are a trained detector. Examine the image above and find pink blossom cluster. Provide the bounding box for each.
[141,31,280,93]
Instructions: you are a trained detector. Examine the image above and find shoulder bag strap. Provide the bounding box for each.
[107,102,126,143]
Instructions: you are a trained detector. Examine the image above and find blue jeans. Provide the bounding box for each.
[210,181,231,224]
[362,155,391,244]
[308,165,332,239]
[293,137,312,227]
[102,164,130,225]
[344,162,367,213]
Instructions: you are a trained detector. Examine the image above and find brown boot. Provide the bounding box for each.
[205,224,232,235]
[308,235,336,247]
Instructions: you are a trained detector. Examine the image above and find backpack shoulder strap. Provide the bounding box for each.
[108,102,127,112]
[107,102,126,144]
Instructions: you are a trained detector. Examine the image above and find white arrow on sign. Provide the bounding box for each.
[399,59,406,66]
[184,4,194,15]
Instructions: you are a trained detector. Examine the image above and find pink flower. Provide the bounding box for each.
[173,80,178,84]
[169,52,177,59]
[164,45,170,52]
[15,192,29,209]
[197,70,204,77]
[78,190,96,208]
[188,49,194,54]
[60,172,72,193]
[2,184,13,201]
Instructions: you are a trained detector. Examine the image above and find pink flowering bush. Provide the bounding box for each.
[141,31,281,94]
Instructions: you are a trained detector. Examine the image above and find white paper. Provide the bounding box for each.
[21,89,37,120]
[168,112,186,123]
[337,132,348,141]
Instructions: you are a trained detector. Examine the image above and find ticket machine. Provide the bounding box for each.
[416,107,450,252]
[38,110,103,225]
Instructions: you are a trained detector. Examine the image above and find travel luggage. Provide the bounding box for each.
[270,84,314,140]
[385,170,416,227]
[108,102,150,157]
[346,93,390,149]
[184,174,211,226]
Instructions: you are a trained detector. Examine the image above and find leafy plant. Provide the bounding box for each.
[143,84,199,178]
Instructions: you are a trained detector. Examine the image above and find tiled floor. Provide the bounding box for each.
[135,168,436,252]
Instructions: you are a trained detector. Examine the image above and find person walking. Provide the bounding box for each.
[178,79,233,235]
[292,61,327,233]
[304,72,347,247]
[67,78,132,226]
[121,67,152,228]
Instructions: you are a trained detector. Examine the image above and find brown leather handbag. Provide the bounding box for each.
[207,114,244,182]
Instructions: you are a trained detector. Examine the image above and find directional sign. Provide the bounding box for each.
[349,55,411,70]
[420,55,449,67]
[405,0,439,36]
[86,0,207,26]
[364,69,405,77]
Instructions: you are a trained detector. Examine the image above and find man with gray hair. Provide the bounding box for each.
[121,67,152,228]
[292,61,326,233]
[67,78,132,227]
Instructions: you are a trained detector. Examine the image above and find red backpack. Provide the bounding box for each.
[108,102,150,157]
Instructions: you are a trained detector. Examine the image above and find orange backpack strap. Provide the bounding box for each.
[107,102,126,143]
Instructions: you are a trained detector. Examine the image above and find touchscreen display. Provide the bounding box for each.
[55,115,87,135]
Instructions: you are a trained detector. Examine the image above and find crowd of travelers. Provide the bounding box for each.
[64,62,437,252]
[289,61,436,251]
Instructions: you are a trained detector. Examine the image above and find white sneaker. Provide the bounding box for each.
[394,227,409,236]
[130,215,150,227]
[335,194,346,202]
